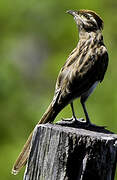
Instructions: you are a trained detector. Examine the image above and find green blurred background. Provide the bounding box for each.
[0,0,117,179]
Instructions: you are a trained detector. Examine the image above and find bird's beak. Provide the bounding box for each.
[66,10,83,25]
[66,10,78,17]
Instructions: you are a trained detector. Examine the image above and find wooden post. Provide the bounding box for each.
[23,120,117,180]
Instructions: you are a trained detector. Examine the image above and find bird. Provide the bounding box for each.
[12,9,109,175]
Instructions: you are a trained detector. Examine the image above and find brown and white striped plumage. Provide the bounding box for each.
[55,32,108,105]
[12,10,109,175]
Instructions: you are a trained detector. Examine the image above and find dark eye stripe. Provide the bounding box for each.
[83,14,90,19]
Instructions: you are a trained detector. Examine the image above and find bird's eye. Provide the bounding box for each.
[83,14,90,19]
[81,14,86,18]
[80,14,88,20]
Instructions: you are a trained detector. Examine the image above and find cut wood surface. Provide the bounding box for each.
[24,121,117,180]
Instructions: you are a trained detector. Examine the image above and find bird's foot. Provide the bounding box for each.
[85,122,106,129]
[61,117,86,126]
[72,118,106,130]
[62,116,80,122]
[61,117,74,122]
[57,117,84,127]
[76,118,86,123]
[61,116,85,122]
[57,118,106,132]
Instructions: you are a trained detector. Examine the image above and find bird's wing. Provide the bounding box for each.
[54,45,108,105]
[97,50,109,82]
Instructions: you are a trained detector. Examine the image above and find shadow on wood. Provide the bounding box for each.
[24,121,117,180]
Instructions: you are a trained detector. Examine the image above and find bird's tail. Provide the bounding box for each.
[12,102,61,175]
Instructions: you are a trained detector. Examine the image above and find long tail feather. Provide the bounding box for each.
[12,102,60,175]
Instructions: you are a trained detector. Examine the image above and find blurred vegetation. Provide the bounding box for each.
[0,0,117,179]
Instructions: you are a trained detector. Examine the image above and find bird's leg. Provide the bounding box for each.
[71,102,85,122]
[62,102,84,122]
[80,97,105,129]
[62,102,77,121]
[80,99,91,125]
[70,102,77,120]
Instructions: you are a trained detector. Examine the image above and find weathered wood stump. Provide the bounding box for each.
[24,120,117,180]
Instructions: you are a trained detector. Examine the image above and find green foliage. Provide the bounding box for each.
[0,0,117,179]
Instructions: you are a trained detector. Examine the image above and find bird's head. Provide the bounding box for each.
[67,10,103,32]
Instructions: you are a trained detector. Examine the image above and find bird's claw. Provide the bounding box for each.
[61,117,85,122]
[61,117,74,122]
